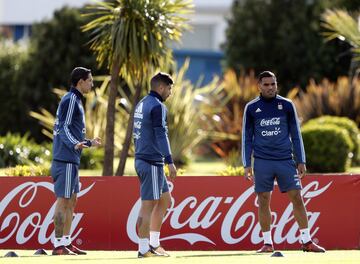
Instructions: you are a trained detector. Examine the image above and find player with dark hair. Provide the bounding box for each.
[133,72,176,258]
[242,71,325,253]
[51,67,101,255]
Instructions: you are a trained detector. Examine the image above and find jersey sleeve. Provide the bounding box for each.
[242,103,254,167]
[151,104,173,164]
[58,95,80,149]
[288,101,306,164]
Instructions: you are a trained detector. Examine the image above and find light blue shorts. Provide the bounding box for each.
[51,160,79,198]
[135,159,169,200]
[253,158,302,193]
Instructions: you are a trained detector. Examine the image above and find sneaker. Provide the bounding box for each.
[66,244,87,255]
[52,245,77,255]
[138,250,157,258]
[256,244,274,253]
[150,245,170,257]
[302,241,326,253]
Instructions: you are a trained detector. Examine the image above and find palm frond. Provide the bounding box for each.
[321,9,360,59]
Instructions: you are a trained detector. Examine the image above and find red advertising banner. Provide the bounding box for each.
[0,175,359,250]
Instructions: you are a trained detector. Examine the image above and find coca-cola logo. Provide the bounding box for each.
[260,117,281,126]
[127,181,332,245]
[0,181,95,245]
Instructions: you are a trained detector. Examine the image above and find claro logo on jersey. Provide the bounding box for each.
[260,117,281,137]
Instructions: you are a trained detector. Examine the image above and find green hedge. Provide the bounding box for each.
[302,124,353,172]
[0,133,103,170]
[305,116,360,164]
[5,165,50,176]
[0,133,51,168]
[217,166,244,176]
[80,148,103,170]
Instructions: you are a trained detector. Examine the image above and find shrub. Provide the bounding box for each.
[0,133,51,168]
[287,77,360,126]
[0,133,102,170]
[80,147,104,170]
[217,166,244,176]
[305,116,360,164]
[5,165,50,176]
[200,70,259,160]
[165,60,219,166]
[301,124,353,172]
[164,165,185,176]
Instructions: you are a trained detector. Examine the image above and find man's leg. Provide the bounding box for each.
[61,193,86,254]
[287,189,325,252]
[150,191,171,232]
[149,192,171,256]
[287,190,308,229]
[63,194,77,237]
[256,192,274,253]
[138,200,158,256]
[54,197,72,239]
[52,197,75,255]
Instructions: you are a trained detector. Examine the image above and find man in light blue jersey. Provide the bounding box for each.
[242,71,325,253]
[133,72,177,258]
[51,67,101,255]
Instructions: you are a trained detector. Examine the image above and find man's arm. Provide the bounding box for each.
[242,103,254,181]
[83,137,102,148]
[242,103,254,170]
[288,101,306,164]
[58,95,80,149]
[151,104,176,179]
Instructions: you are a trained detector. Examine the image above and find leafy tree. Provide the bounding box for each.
[0,42,29,137]
[83,0,192,175]
[20,6,105,141]
[223,0,360,94]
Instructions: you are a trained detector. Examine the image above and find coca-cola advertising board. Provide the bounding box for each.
[0,175,359,250]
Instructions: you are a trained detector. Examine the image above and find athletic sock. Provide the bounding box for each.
[300,228,312,244]
[150,231,160,248]
[139,238,150,254]
[63,235,71,246]
[54,237,63,248]
[262,231,273,245]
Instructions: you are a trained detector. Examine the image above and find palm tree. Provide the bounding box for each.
[321,9,360,78]
[82,0,192,175]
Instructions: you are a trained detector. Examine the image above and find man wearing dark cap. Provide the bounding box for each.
[51,67,101,255]
[133,72,177,258]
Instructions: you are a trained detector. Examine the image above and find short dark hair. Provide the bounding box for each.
[258,71,276,83]
[70,67,91,87]
[150,72,173,90]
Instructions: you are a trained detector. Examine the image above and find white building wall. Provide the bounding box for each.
[0,0,90,24]
[0,0,232,50]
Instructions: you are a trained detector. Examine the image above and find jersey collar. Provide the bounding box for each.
[149,90,163,102]
[70,87,84,99]
[260,93,276,102]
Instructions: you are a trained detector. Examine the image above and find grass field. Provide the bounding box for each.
[0,250,359,264]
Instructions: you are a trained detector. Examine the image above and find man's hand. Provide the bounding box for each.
[168,163,177,181]
[244,167,253,181]
[91,137,102,147]
[74,141,89,150]
[298,163,306,179]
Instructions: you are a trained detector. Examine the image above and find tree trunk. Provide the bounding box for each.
[102,62,120,176]
[115,83,142,176]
